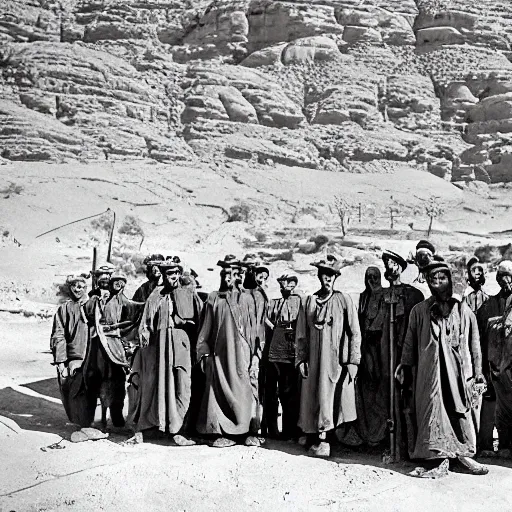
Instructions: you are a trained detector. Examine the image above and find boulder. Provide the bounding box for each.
[343,26,382,44]
[416,27,465,45]
[281,36,340,65]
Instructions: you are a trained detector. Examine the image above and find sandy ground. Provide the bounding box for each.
[2,315,512,512]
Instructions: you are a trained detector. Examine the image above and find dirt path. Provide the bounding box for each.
[2,318,512,512]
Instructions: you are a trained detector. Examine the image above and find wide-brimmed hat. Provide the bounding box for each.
[66,273,89,285]
[277,273,298,284]
[217,254,242,269]
[416,240,436,254]
[311,255,342,276]
[159,259,183,273]
[93,263,116,276]
[382,250,407,271]
[109,270,127,283]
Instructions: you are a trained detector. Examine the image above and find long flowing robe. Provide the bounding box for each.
[50,298,96,427]
[134,286,202,433]
[464,288,489,315]
[196,290,257,436]
[401,297,482,459]
[296,290,361,434]
[352,286,387,445]
[133,280,159,303]
[484,299,512,446]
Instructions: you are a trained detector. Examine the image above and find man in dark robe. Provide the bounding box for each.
[263,274,302,440]
[396,262,488,475]
[132,260,202,445]
[196,258,261,448]
[464,256,489,314]
[350,266,388,446]
[477,260,512,454]
[83,270,141,428]
[296,256,361,457]
[381,250,424,458]
[132,254,164,303]
[51,274,96,427]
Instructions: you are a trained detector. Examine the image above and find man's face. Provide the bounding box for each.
[469,264,485,286]
[163,268,181,288]
[385,259,401,281]
[150,265,161,281]
[282,279,297,292]
[237,268,246,285]
[498,273,512,294]
[255,271,269,287]
[366,269,381,291]
[416,249,433,269]
[428,270,450,296]
[319,272,336,291]
[110,279,125,293]
[69,281,86,301]
[97,274,110,290]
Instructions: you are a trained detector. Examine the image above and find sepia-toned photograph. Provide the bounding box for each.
[1,0,512,510]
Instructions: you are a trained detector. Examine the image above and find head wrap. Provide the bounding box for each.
[497,260,512,277]
[416,240,436,254]
[109,271,127,283]
[382,250,407,271]
[217,254,242,269]
[467,256,483,273]
[66,273,89,285]
[277,273,298,284]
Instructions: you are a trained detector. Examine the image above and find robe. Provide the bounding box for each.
[50,298,96,427]
[401,297,482,459]
[134,286,202,433]
[196,290,257,436]
[296,291,361,434]
[133,280,159,303]
[464,288,489,315]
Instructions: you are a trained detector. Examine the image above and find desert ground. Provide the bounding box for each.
[1,160,512,511]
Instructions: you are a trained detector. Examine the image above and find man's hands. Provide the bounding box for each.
[298,361,309,379]
[57,360,82,378]
[68,360,82,376]
[200,355,210,374]
[475,373,487,385]
[345,363,358,383]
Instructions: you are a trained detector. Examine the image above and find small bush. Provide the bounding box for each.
[91,213,113,233]
[310,234,329,248]
[118,215,144,237]
[254,231,267,243]
[227,202,251,222]
[1,182,24,196]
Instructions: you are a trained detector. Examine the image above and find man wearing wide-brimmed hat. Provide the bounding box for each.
[132,258,203,445]
[396,261,488,475]
[476,260,512,455]
[295,255,361,457]
[196,255,262,447]
[375,250,424,457]
[51,273,96,427]
[82,269,144,429]
[132,254,165,303]
[263,273,303,440]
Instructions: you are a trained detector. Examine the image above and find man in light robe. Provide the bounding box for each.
[464,256,489,314]
[133,260,202,445]
[264,274,302,440]
[132,254,164,303]
[396,262,488,475]
[51,274,96,427]
[296,255,361,457]
[381,250,424,458]
[196,258,261,447]
[477,260,512,455]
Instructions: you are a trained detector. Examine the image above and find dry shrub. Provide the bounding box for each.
[227,202,251,222]
[91,212,113,233]
[118,215,144,237]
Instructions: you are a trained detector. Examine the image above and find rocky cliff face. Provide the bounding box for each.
[1,0,512,184]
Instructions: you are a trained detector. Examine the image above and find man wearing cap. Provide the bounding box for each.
[476,260,512,454]
[464,256,489,314]
[83,270,143,428]
[89,263,116,299]
[396,261,488,475]
[51,274,96,427]
[381,250,424,457]
[196,255,261,447]
[296,255,361,457]
[133,254,165,303]
[263,274,303,439]
[132,259,202,445]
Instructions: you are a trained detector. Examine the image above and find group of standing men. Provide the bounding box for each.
[51,240,512,475]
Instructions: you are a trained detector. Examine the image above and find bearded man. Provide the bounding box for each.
[132,254,164,303]
[464,257,489,314]
[196,257,261,447]
[296,256,361,457]
[51,274,96,427]
[264,274,302,440]
[477,260,512,454]
[396,262,488,475]
[133,260,202,445]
